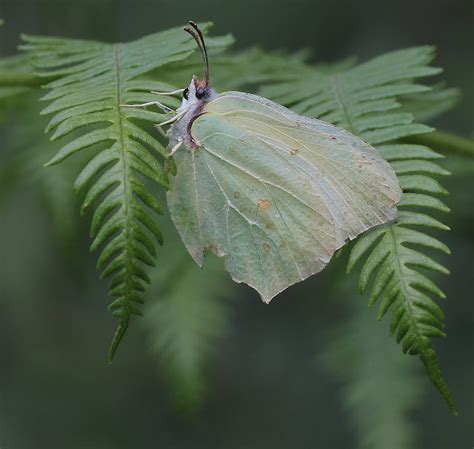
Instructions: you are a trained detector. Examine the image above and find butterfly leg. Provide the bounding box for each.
[151,88,185,96]
[167,140,183,157]
[155,108,188,127]
[151,101,175,114]
[120,101,176,114]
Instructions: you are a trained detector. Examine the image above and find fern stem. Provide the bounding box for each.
[106,43,136,362]
[331,74,356,133]
[406,130,474,158]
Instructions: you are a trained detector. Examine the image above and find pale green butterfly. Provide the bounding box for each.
[142,21,401,302]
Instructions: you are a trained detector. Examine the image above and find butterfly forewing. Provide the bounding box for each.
[167,91,401,302]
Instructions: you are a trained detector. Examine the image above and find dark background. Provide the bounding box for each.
[0,1,473,448]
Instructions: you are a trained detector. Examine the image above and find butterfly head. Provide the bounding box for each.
[182,21,215,106]
[182,75,212,105]
[167,22,217,149]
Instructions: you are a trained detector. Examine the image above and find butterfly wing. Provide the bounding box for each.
[167,91,401,302]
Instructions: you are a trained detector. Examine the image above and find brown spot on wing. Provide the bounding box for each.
[262,242,271,254]
[257,199,271,210]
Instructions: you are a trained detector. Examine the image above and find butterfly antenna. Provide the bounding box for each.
[184,21,209,86]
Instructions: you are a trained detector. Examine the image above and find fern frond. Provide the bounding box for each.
[0,54,39,101]
[261,46,456,412]
[321,287,424,449]
[20,24,222,360]
[143,225,234,411]
[0,95,81,241]
[346,142,454,410]
[260,47,439,136]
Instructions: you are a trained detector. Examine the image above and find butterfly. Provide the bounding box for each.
[134,21,402,302]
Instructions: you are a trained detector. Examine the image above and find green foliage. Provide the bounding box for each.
[321,284,424,449]
[143,222,235,411]
[260,46,456,412]
[0,93,81,242]
[0,54,39,101]
[19,24,225,360]
[0,22,465,414]
[348,145,454,409]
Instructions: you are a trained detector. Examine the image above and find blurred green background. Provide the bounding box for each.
[0,1,472,448]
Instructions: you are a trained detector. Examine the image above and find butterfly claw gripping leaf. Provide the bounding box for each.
[164,22,401,302]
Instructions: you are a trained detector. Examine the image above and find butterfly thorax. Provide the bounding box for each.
[168,75,218,149]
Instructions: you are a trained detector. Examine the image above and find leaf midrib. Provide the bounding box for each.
[113,43,133,316]
[388,225,427,352]
[331,74,356,134]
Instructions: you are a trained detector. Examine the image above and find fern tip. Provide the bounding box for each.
[107,317,130,363]
[43,159,55,168]
[19,33,31,42]
[420,350,458,415]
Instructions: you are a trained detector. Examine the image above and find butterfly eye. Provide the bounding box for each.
[183,88,189,100]
[196,88,207,100]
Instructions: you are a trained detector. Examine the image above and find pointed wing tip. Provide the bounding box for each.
[193,253,204,268]
[260,295,273,304]
[258,287,286,304]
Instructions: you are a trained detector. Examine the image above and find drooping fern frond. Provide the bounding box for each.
[260,47,456,412]
[321,284,424,449]
[0,54,39,101]
[0,94,81,242]
[347,144,453,409]
[20,24,231,360]
[143,224,235,411]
